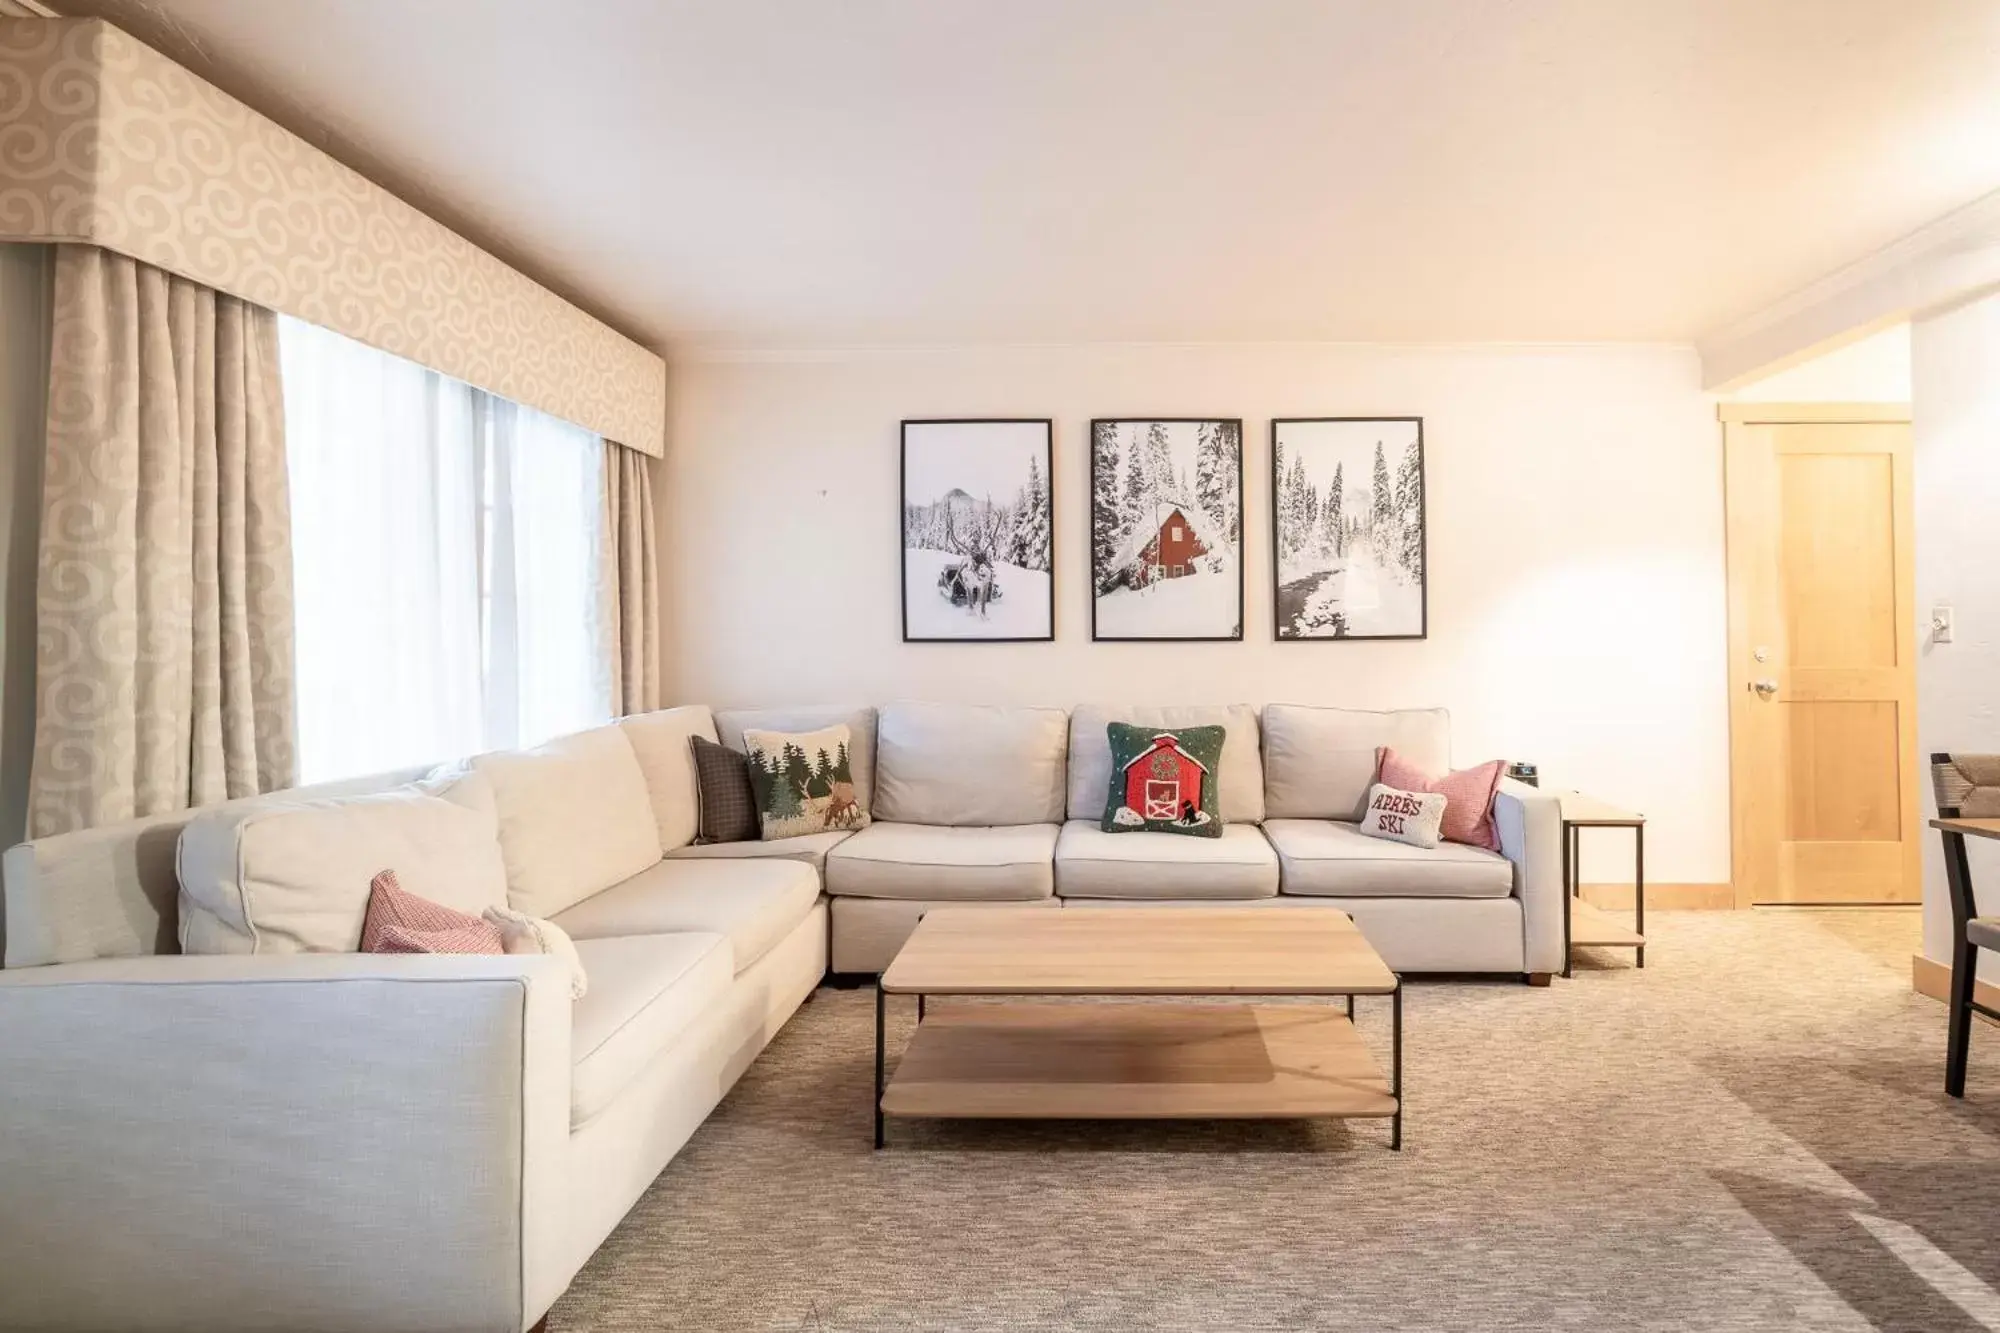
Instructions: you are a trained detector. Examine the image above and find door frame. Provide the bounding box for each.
[1719,401,1917,909]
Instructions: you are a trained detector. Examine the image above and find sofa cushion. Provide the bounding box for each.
[1264,818,1514,898]
[872,703,1069,827]
[470,724,662,919]
[569,933,733,1125]
[1053,820,1278,899]
[617,705,718,853]
[176,775,508,956]
[1069,705,1265,823]
[824,821,1058,901]
[1261,705,1451,821]
[4,764,430,969]
[664,830,854,871]
[717,705,878,809]
[554,858,819,975]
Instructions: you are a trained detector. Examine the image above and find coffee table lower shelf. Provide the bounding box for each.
[877,1000,1399,1143]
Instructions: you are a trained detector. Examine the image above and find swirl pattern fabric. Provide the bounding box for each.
[0,17,664,456]
[28,243,295,837]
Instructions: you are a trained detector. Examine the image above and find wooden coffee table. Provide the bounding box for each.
[872,906,1403,1150]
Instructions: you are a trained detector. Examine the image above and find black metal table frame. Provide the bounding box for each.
[873,982,1402,1151]
[1560,816,1645,979]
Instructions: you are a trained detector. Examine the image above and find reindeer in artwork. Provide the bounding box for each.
[822,780,861,829]
[935,499,1009,619]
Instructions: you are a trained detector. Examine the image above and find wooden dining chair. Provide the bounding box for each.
[1932,754,2000,1098]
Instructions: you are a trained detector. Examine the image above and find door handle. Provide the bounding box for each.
[1750,678,1778,698]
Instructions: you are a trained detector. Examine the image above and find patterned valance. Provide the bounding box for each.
[0,18,664,456]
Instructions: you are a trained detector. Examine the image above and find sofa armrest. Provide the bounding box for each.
[1493,779,1565,975]
[0,952,572,1333]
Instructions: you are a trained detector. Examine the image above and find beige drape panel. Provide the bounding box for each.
[603,442,661,716]
[28,245,295,837]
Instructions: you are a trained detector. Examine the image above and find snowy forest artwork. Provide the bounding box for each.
[901,419,1053,641]
[1090,418,1243,640]
[1271,418,1426,640]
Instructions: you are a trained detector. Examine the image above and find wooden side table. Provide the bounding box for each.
[1556,792,1647,978]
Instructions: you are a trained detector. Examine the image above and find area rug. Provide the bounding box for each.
[548,909,2000,1332]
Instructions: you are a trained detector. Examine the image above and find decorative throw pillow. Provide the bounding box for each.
[483,905,590,999]
[689,734,760,843]
[360,870,505,955]
[1357,783,1449,849]
[742,723,872,841]
[1100,722,1226,837]
[1376,748,1505,850]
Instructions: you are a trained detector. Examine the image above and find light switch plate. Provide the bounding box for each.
[1932,605,1955,644]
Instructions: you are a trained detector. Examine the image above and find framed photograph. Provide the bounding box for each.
[1089,418,1243,641]
[900,419,1054,642]
[1271,417,1426,640]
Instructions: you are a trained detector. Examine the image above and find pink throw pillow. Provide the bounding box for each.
[360,870,504,955]
[1375,748,1505,850]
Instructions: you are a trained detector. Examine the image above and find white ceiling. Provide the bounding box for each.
[61,0,2000,351]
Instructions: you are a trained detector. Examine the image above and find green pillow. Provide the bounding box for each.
[1100,722,1226,837]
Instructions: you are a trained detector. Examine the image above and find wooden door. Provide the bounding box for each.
[1722,403,1919,905]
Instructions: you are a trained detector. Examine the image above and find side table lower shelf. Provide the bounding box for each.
[1557,792,1647,978]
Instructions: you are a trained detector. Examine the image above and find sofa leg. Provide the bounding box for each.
[1524,972,1553,988]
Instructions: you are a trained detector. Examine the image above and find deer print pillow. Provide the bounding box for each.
[1357,783,1448,850]
[1100,722,1227,838]
[742,725,871,841]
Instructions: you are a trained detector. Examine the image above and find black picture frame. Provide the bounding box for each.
[899,418,1055,643]
[1269,416,1427,641]
[1088,417,1244,642]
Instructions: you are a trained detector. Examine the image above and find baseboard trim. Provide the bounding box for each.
[1911,953,2000,1026]
[1580,882,1734,910]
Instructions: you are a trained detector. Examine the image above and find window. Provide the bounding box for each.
[1170,524,1182,541]
[280,317,610,784]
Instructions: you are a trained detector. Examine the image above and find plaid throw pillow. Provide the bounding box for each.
[690,734,760,843]
[360,870,505,954]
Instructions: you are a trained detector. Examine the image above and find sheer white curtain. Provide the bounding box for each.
[281,317,610,784]
[483,398,610,751]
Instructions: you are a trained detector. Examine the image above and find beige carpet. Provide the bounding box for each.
[549,909,2000,1333]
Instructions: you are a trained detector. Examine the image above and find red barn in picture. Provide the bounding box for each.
[1121,734,1209,822]
[1108,505,1211,588]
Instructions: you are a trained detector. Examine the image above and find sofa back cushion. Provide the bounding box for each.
[2,765,429,968]
[873,703,1069,827]
[716,705,878,810]
[1261,705,1452,821]
[471,724,663,918]
[617,705,719,853]
[176,771,508,955]
[1068,704,1265,824]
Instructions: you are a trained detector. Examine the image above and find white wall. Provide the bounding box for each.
[1912,292,2000,980]
[1725,323,1912,402]
[0,244,48,850]
[664,342,1730,884]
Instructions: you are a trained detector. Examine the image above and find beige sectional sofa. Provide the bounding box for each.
[818,702,1563,977]
[0,699,1561,1333]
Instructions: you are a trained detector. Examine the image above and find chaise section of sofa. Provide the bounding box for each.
[0,703,829,1333]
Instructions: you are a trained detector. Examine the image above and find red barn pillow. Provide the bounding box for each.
[1100,722,1227,837]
